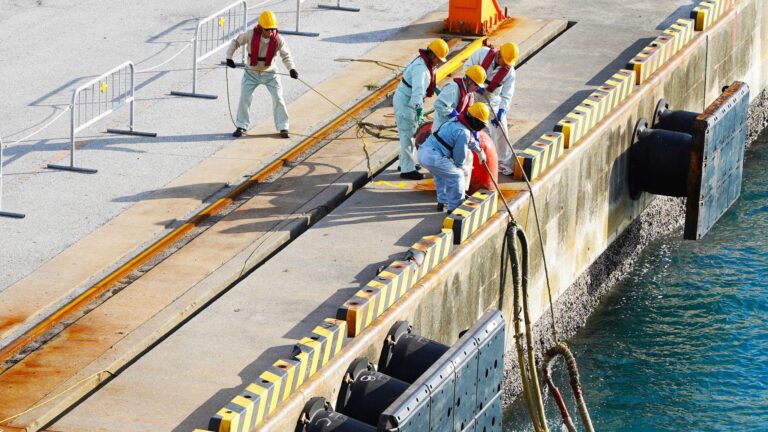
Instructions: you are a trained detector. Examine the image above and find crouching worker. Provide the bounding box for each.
[418,102,490,213]
[226,10,299,138]
[393,39,449,180]
[432,65,487,189]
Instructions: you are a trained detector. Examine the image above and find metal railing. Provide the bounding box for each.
[171,0,248,99]
[318,0,359,12]
[282,0,320,37]
[0,135,25,219]
[48,61,157,174]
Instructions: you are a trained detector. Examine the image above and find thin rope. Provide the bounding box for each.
[135,40,194,73]
[0,370,114,425]
[480,93,559,343]
[4,106,71,147]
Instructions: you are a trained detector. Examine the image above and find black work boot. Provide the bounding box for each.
[232,127,246,137]
[436,203,445,212]
[400,170,425,180]
[280,130,290,138]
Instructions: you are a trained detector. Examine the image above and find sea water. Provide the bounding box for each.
[504,137,768,431]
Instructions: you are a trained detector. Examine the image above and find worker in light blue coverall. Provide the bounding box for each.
[393,39,449,180]
[431,65,487,190]
[226,10,298,138]
[418,102,490,212]
[465,42,518,175]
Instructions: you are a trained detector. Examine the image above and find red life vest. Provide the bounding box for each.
[453,77,474,115]
[250,26,279,67]
[417,49,437,97]
[480,48,511,93]
[458,112,474,131]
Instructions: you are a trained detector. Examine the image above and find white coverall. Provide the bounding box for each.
[393,56,432,173]
[226,28,296,131]
[465,47,516,171]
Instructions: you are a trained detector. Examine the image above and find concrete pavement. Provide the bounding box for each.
[45,0,696,430]
[0,0,450,357]
[0,0,444,291]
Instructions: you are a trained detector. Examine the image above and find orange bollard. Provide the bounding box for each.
[469,130,498,194]
[445,0,507,35]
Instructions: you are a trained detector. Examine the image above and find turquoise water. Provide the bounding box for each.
[504,138,768,431]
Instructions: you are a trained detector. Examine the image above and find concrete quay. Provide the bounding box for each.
[0,12,569,430]
[1,0,765,431]
[44,0,768,431]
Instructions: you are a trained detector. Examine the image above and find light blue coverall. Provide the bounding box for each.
[394,56,432,173]
[418,118,482,211]
[465,46,516,170]
[432,78,474,182]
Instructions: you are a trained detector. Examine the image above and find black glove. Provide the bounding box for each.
[226,59,236,69]
[290,69,299,79]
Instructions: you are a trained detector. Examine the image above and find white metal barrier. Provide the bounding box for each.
[171,0,248,99]
[48,61,157,174]
[0,135,25,219]
[318,0,359,12]
[282,0,320,37]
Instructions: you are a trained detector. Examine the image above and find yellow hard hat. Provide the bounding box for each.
[427,39,449,62]
[467,102,491,124]
[465,65,487,87]
[259,10,278,29]
[499,42,519,66]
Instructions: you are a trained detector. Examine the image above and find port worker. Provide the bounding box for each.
[418,102,490,213]
[431,65,487,191]
[465,42,518,175]
[393,39,449,180]
[226,10,298,139]
[431,65,487,131]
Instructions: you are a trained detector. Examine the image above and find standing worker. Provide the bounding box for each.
[465,42,518,175]
[431,65,486,131]
[226,10,299,138]
[393,39,449,180]
[418,102,490,213]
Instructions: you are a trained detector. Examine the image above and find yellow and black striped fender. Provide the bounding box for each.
[598,69,636,113]
[207,319,346,432]
[514,132,565,181]
[662,19,694,52]
[337,260,421,337]
[444,190,498,245]
[691,0,728,31]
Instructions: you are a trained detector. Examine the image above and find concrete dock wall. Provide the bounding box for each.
[258,0,767,428]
